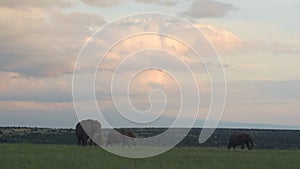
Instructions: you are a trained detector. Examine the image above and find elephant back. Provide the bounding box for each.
[229,133,245,144]
[76,119,101,138]
[229,133,253,145]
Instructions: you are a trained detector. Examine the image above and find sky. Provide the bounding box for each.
[0,0,299,129]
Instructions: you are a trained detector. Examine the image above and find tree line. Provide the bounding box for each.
[0,127,300,149]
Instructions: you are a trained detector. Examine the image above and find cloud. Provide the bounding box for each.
[250,80,300,100]
[194,24,241,52]
[80,0,177,7]
[0,106,77,128]
[271,42,300,55]
[181,0,237,18]
[0,0,74,8]
[229,79,300,101]
[0,2,235,128]
[100,24,238,73]
[135,0,177,6]
[220,79,300,127]
[0,11,238,107]
[73,17,238,108]
[0,6,106,77]
[0,72,72,102]
[238,40,300,56]
[0,101,72,111]
[0,72,48,92]
[80,0,121,7]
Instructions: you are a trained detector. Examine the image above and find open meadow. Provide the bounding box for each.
[1,144,300,169]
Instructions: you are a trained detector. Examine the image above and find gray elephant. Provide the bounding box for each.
[228,133,254,150]
[75,119,103,146]
[106,129,136,147]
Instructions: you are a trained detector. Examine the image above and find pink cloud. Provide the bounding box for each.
[195,24,241,52]
[0,101,72,111]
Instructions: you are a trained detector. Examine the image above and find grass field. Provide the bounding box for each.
[0,144,300,169]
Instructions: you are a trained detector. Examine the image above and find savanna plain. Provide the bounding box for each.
[1,144,300,169]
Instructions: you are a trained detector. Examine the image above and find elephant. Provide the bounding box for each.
[228,133,254,150]
[75,119,103,146]
[106,129,136,147]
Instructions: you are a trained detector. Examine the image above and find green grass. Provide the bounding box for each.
[0,144,300,169]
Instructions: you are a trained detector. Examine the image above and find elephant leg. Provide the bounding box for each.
[122,140,126,147]
[77,138,81,146]
[83,138,88,146]
[246,142,251,150]
[233,145,236,149]
[127,139,131,147]
[126,140,131,147]
[241,144,245,150]
[89,138,93,146]
[228,145,231,149]
[82,139,85,146]
[79,138,83,146]
[106,140,112,146]
[121,139,129,147]
[90,140,96,146]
